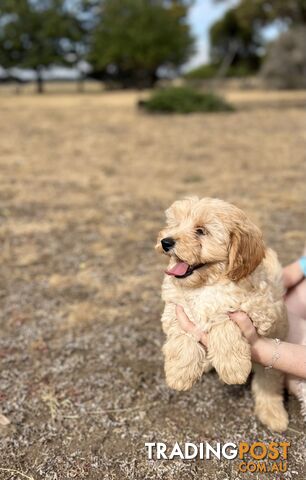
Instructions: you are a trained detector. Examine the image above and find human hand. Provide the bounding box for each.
[282,260,304,290]
[176,306,259,350]
[175,305,208,347]
[228,311,259,346]
[176,307,305,375]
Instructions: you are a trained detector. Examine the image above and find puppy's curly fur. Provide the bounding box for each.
[156,197,288,432]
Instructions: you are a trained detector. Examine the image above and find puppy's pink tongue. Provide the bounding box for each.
[165,262,189,276]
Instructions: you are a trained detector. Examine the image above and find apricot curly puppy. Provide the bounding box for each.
[156,197,288,432]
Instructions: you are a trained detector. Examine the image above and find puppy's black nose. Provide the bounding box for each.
[161,237,175,252]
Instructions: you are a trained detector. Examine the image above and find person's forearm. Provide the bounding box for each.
[282,261,304,290]
[251,337,306,379]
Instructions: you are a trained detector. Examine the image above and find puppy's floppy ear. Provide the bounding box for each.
[227,220,265,282]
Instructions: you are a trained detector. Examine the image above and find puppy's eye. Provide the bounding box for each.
[196,227,206,236]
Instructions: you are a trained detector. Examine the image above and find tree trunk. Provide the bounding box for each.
[150,71,158,87]
[77,76,85,93]
[15,82,21,95]
[216,40,238,80]
[36,69,44,94]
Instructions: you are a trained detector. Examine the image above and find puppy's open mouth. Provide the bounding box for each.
[165,261,205,278]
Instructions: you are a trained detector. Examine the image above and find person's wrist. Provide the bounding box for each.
[283,260,304,289]
[250,336,265,362]
[282,266,291,289]
[248,331,259,346]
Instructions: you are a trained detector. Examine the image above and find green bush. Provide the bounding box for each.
[139,86,234,114]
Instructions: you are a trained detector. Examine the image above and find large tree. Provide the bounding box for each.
[210,7,261,75]
[88,0,194,88]
[0,0,84,93]
[209,0,306,78]
[212,0,306,84]
[215,0,306,26]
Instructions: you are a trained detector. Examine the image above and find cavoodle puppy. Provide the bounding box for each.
[156,197,288,432]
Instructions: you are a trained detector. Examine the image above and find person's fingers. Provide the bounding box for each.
[199,331,208,347]
[176,305,207,347]
[228,310,249,322]
[228,311,252,332]
[176,305,194,332]
[228,311,257,344]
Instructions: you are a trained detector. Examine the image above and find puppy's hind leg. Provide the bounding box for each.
[163,331,210,391]
[252,364,288,432]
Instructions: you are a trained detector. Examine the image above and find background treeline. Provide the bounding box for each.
[186,0,306,90]
[0,0,194,92]
[0,0,305,93]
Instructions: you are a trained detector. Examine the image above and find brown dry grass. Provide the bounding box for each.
[0,88,305,479]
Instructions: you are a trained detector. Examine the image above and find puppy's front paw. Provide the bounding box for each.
[165,362,196,391]
[256,401,288,432]
[163,334,208,391]
[214,355,252,385]
[221,359,251,385]
[209,322,252,385]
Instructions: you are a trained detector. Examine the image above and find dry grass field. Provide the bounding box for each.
[0,87,305,479]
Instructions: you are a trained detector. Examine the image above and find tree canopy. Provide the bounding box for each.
[217,0,306,26]
[210,8,261,73]
[88,0,195,88]
[0,0,84,92]
[192,0,306,81]
[1,0,305,91]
